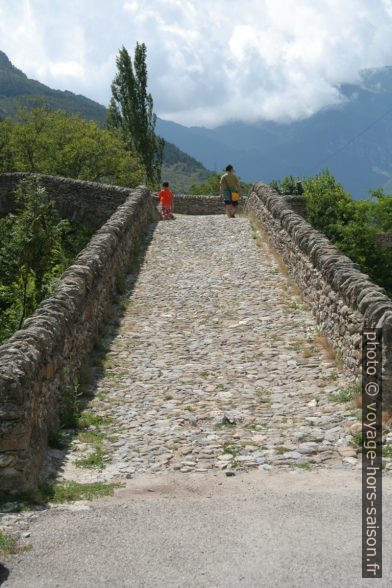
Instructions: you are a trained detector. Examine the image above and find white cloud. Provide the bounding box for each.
[1,0,392,126]
[48,61,85,79]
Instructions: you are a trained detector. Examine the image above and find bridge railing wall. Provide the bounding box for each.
[0,182,157,492]
[0,172,138,230]
[151,193,307,217]
[245,182,392,404]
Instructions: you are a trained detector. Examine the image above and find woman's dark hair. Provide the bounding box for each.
[225,164,233,172]
[162,181,169,187]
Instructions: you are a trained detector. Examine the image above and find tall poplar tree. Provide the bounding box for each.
[107,43,164,186]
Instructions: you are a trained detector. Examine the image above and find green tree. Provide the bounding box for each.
[191,172,252,195]
[302,169,353,241]
[191,173,221,195]
[270,175,303,195]
[0,118,14,172]
[0,106,145,186]
[108,44,164,186]
[0,178,93,342]
[301,169,392,296]
[368,187,392,232]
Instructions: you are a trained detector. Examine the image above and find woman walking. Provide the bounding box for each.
[220,164,241,218]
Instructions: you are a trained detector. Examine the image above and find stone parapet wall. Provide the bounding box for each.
[281,194,307,219]
[245,183,392,403]
[153,193,227,215]
[0,173,137,230]
[151,192,305,218]
[0,186,157,491]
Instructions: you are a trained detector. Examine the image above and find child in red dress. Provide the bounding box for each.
[159,182,174,220]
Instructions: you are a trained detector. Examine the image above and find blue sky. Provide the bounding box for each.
[2,0,392,127]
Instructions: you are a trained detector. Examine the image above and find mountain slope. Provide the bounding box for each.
[0,50,212,192]
[0,50,108,124]
[157,68,392,198]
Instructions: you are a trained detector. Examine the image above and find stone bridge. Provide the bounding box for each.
[0,173,392,492]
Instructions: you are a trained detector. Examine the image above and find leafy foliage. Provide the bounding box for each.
[191,172,221,195]
[191,172,252,195]
[270,175,304,195]
[0,106,145,186]
[274,169,392,297]
[108,44,164,186]
[0,178,93,344]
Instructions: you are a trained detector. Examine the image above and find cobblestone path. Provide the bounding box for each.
[50,214,366,483]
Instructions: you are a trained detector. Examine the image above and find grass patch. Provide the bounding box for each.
[382,445,392,458]
[45,481,123,502]
[222,443,241,457]
[351,432,362,448]
[77,412,112,429]
[214,422,235,431]
[275,446,290,455]
[293,463,312,470]
[76,431,106,445]
[286,300,303,311]
[0,482,123,512]
[332,382,362,404]
[245,422,263,431]
[102,358,116,370]
[60,376,82,429]
[78,360,95,389]
[289,341,304,351]
[48,430,69,450]
[0,531,19,557]
[311,333,343,364]
[75,450,106,469]
[255,387,271,403]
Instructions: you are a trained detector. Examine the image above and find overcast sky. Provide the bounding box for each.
[2,0,392,128]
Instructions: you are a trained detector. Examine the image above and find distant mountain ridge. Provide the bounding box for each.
[0,50,211,192]
[0,50,108,124]
[156,67,392,199]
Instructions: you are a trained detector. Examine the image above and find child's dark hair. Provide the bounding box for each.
[225,164,233,172]
[162,181,169,187]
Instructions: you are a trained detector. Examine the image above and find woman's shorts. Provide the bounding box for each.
[223,187,238,205]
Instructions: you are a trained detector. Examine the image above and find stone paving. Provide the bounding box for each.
[42,213,380,485]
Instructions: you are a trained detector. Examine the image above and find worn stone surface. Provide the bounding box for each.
[0,186,157,491]
[49,214,373,484]
[245,183,392,403]
[0,173,138,230]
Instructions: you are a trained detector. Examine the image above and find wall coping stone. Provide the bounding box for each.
[245,182,392,401]
[0,184,156,490]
